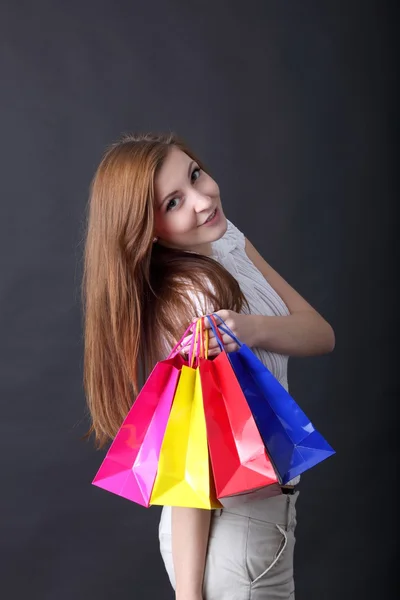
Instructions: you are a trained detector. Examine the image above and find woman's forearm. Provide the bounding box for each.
[171,507,211,599]
[251,311,335,357]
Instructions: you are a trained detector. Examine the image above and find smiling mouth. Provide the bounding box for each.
[203,208,217,225]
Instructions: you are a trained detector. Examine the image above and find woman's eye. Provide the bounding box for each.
[166,198,179,212]
[191,167,201,183]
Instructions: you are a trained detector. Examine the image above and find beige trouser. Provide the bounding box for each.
[159,486,299,599]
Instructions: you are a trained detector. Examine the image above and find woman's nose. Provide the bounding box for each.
[191,190,213,212]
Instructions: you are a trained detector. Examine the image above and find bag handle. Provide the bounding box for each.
[211,313,242,347]
[189,318,209,367]
[168,317,210,363]
[198,317,209,361]
[205,314,225,352]
[189,319,200,368]
[168,321,197,359]
[203,317,209,359]
[206,313,243,351]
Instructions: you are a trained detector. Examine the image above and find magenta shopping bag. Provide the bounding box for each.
[92,325,194,506]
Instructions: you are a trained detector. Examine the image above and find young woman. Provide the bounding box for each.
[82,132,335,600]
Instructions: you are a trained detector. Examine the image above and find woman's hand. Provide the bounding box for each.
[179,310,258,357]
[204,310,258,356]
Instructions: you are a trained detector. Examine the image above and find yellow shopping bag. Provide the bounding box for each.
[150,319,221,509]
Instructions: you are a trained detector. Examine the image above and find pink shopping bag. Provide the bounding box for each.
[92,323,194,506]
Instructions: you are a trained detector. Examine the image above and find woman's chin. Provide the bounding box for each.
[211,210,227,241]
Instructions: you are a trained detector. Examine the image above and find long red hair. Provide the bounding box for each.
[82,132,248,447]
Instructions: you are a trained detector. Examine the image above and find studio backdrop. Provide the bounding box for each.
[0,1,396,599]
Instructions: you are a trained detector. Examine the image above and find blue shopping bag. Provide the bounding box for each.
[206,314,335,484]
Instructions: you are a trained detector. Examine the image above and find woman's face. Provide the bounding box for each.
[153,147,227,255]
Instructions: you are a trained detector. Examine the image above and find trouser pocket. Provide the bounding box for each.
[245,519,289,585]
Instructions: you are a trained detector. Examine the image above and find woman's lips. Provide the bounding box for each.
[202,208,217,225]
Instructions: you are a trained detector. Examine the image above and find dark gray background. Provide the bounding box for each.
[0,1,396,598]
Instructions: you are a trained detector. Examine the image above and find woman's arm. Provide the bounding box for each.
[243,237,335,356]
[171,507,211,600]
[205,238,335,358]
[249,310,334,357]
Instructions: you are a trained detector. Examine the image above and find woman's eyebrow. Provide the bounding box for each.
[187,160,195,179]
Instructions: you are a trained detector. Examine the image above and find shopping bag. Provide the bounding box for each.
[200,317,279,503]
[92,322,195,506]
[211,314,335,484]
[150,319,221,509]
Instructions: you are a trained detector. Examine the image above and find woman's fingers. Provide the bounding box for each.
[209,332,233,347]
[179,321,237,355]
[207,342,238,356]
[181,342,238,357]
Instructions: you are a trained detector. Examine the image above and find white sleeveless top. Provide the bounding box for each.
[211,219,291,390]
[158,220,299,537]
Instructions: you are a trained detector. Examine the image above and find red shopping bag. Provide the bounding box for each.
[199,316,278,503]
[92,323,194,507]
